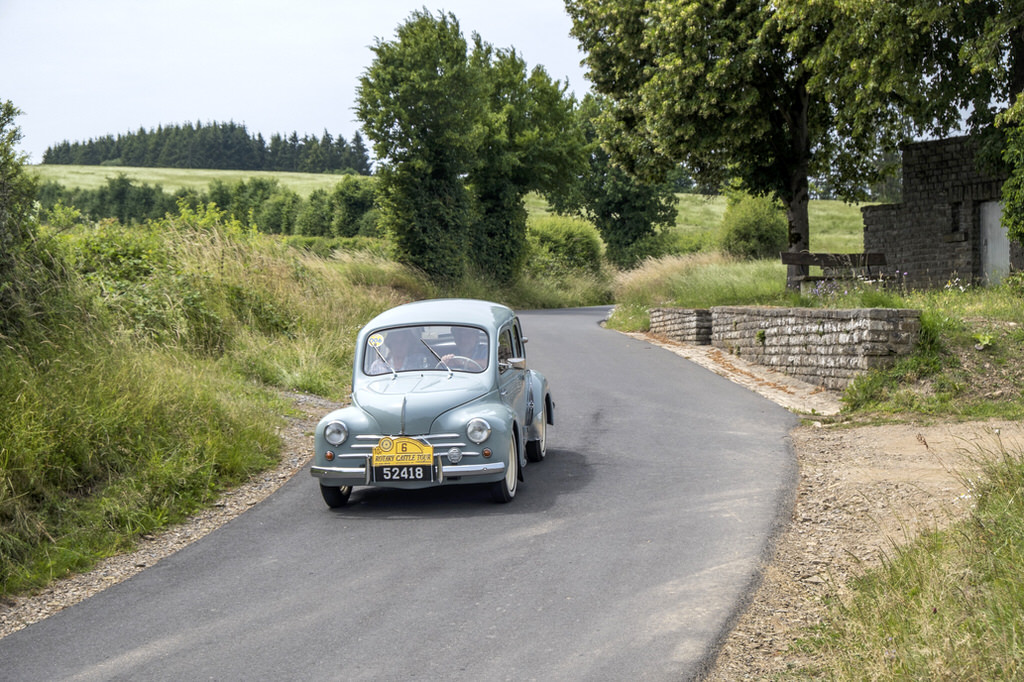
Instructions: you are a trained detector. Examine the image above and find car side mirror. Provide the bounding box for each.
[508,358,526,370]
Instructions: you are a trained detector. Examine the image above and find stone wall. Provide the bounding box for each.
[650,306,921,390]
[862,135,1020,288]
[648,308,712,344]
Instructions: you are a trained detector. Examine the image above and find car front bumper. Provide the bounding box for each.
[311,456,506,485]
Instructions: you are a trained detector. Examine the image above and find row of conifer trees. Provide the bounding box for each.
[41,120,372,174]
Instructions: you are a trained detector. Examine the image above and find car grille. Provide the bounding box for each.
[350,433,469,451]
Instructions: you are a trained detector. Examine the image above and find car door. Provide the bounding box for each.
[497,321,528,441]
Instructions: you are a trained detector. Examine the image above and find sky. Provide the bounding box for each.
[0,0,591,164]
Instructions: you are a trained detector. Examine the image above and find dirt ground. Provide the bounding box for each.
[2,338,1020,682]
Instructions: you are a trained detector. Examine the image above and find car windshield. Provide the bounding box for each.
[363,325,489,376]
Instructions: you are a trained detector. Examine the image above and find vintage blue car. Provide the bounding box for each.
[311,299,553,506]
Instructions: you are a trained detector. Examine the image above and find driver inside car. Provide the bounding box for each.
[441,326,487,370]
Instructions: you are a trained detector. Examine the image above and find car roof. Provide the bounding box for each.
[362,299,515,333]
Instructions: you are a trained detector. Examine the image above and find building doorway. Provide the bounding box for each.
[980,201,1009,285]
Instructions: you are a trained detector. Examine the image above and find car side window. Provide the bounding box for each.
[498,327,514,369]
[512,319,525,359]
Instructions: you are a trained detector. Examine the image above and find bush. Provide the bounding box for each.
[1002,124,1024,248]
[59,219,231,354]
[330,176,378,237]
[719,191,787,259]
[1,101,40,333]
[254,190,301,234]
[37,175,179,225]
[526,216,604,274]
[355,208,382,237]
[209,178,280,227]
[294,188,333,237]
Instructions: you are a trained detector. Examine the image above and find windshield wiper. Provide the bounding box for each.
[420,339,452,377]
[373,345,397,379]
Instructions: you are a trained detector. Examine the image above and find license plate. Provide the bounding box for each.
[371,437,435,483]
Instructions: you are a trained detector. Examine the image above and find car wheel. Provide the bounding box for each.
[491,436,518,503]
[526,408,547,462]
[320,484,352,508]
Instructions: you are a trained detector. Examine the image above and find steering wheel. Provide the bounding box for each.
[437,355,484,371]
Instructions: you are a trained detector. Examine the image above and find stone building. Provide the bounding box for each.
[862,135,1021,288]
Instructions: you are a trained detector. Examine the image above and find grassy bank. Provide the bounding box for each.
[784,278,1024,678]
[785,433,1024,680]
[0,206,417,593]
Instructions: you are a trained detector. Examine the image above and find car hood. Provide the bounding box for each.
[354,373,490,434]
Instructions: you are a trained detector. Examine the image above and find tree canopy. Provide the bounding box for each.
[777,0,1024,243]
[357,10,485,282]
[469,43,585,281]
[778,0,1023,164]
[568,0,842,286]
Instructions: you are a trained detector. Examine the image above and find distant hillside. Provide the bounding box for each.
[28,164,352,198]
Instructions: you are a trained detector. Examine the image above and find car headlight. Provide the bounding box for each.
[324,420,349,446]
[466,418,491,444]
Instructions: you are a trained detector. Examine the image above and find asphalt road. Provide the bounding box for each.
[0,306,798,681]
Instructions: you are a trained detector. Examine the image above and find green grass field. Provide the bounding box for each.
[28,164,349,197]
[33,166,869,255]
[670,193,867,251]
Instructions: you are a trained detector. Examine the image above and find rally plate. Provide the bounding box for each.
[371,436,435,483]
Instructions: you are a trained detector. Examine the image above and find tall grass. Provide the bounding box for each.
[607,253,797,329]
[0,324,283,592]
[0,204,435,595]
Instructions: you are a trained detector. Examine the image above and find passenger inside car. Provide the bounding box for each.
[368,328,430,374]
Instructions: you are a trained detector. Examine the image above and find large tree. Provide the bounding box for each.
[778,0,1022,162]
[356,10,486,282]
[357,10,584,283]
[566,0,986,287]
[567,1,825,286]
[469,43,585,282]
[779,0,1024,243]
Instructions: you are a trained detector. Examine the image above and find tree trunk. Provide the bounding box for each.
[785,182,811,290]
[784,84,812,291]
